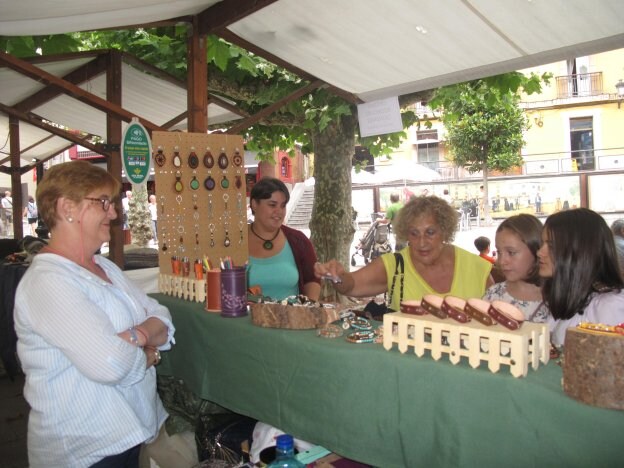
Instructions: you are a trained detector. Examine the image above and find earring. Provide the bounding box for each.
[67,215,74,223]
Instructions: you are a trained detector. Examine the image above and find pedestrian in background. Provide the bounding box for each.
[381,193,405,251]
[148,194,158,245]
[23,196,38,236]
[1,190,13,236]
[474,236,496,264]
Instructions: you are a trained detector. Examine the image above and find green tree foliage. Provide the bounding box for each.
[429,72,550,222]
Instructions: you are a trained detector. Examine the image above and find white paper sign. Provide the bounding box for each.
[357,96,403,137]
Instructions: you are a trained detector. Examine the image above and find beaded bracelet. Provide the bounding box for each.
[135,326,148,345]
[346,330,376,344]
[342,316,373,331]
[128,327,139,346]
[317,324,344,339]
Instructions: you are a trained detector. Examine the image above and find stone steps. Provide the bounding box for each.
[286,185,314,230]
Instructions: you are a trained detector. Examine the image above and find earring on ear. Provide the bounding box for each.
[67,215,74,223]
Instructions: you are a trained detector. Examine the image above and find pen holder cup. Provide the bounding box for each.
[205,269,221,312]
[220,267,248,318]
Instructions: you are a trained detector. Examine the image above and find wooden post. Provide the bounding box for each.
[187,18,208,132]
[9,116,24,240]
[106,50,124,269]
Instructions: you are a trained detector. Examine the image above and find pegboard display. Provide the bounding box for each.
[152,132,248,281]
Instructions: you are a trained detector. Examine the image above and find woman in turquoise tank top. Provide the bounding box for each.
[315,195,493,310]
[247,178,320,301]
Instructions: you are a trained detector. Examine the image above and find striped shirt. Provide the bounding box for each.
[14,253,175,468]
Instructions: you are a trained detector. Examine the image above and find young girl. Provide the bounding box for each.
[538,208,624,347]
[483,214,549,322]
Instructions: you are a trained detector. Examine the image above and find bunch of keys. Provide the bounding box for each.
[321,273,342,284]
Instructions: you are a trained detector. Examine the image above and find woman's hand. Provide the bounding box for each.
[144,346,161,368]
[314,259,347,282]
[118,316,169,350]
[316,257,389,299]
[314,260,351,294]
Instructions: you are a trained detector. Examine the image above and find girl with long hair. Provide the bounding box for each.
[537,208,624,346]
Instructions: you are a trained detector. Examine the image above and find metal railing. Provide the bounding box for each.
[555,72,603,99]
[416,147,624,181]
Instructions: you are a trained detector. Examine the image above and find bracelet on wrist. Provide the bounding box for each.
[134,326,148,346]
[128,327,139,346]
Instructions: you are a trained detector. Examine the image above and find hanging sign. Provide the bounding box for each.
[357,96,403,138]
[121,118,152,185]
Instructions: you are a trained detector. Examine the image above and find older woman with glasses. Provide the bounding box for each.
[315,196,493,311]
[14,160,175,468]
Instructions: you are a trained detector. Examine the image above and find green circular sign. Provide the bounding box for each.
[121,119,152,185]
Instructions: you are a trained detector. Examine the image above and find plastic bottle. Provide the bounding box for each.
[266,434,305,467]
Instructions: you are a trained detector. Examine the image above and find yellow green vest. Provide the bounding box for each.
[381,245,492,311]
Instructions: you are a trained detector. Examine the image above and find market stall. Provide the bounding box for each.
[155,293,624,468]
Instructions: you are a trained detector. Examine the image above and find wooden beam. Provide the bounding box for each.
[187,17,208,132]
[19,142,74,176]
[0,103,107,156]
[197,0,278,35]
[13,53,108,113]
[106,50,124,269]
[209,94,248,117]
[121,52,187,89]
[0,50,164,132]
[226,80,325,135]
[161,111,187,130]
[20,134,56,155]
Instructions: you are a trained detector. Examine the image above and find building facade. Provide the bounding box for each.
[359,48,624,220]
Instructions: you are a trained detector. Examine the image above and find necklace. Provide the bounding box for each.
[250,223,280,250]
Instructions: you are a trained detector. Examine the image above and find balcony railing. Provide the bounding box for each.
[415,146,624,181]
[555,72,603,99]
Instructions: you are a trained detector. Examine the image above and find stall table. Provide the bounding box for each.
[154,294,624,468]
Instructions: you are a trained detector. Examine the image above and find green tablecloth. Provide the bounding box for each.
[154,294,623,468]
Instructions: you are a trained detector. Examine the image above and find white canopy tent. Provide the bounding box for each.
[352,160,441,186]
[0,52,242,166]
[2,0,622,169]
[1,0,623,103]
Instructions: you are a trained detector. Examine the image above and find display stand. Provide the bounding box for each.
[383,312,549,378]
[152,132,248,302]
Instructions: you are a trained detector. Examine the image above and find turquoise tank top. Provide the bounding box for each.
[248,242,299,300]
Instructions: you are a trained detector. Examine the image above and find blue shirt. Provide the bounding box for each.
[14,253,175,467]
[248,242,299,300]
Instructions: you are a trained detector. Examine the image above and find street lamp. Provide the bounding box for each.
[616,79,624,109]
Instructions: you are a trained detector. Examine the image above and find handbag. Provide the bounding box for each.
[363,252,404,320]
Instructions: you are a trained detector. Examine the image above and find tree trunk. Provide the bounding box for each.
[128,185,152,247]
[309,114,357,301]
[482,163,491,225]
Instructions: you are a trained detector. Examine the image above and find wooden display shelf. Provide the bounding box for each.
[159,273,206,303]
[383,311,549,378]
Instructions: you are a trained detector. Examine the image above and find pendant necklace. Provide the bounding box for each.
[250,223,280,250]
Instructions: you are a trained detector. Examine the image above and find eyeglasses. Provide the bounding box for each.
[84,197,113,211]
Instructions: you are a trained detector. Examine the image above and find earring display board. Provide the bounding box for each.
[152,131,248,301]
